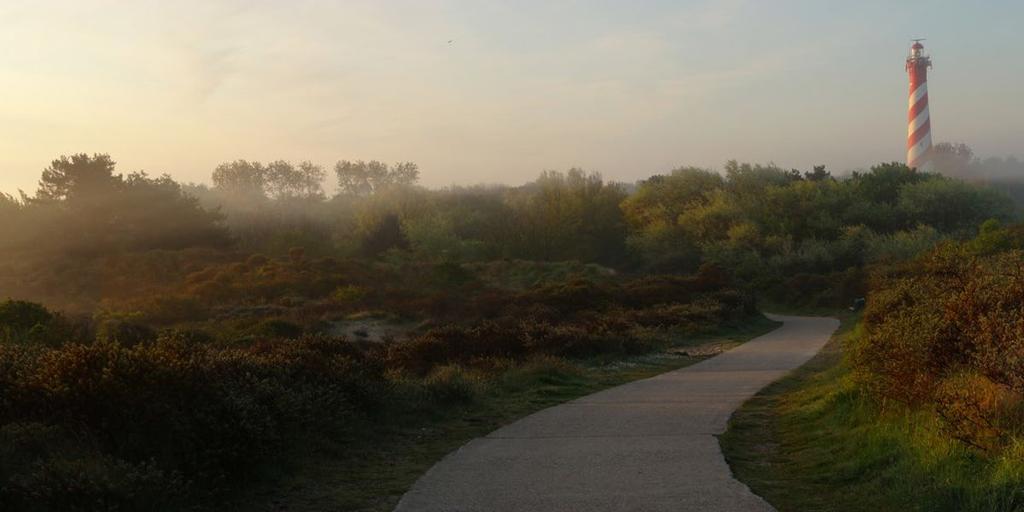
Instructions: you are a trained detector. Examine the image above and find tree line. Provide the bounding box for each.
[0,150,1018,309]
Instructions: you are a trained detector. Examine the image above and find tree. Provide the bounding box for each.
[976,155,1024,181]
[13,156,229,256]
[212,160,326,200]
[849,162,924,206]
[505,169,628,263]
[0,192,20,213]
[116,172,229,249]
[621,167,724,229]
[741,178,850,240]
[335,160,419,196]
[0,193,25,251]
[212,160,267,197]
[804,165,832,182]
[36,153,119,202]
[897,176,1013,233]
[264,160,326,199]
[360,212,409,255]
[620,167,725,271]
[931,142,975,178]
[724,161,797,198]
[389,162,420,186]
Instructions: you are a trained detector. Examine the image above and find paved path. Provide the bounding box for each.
[395,315,839,512]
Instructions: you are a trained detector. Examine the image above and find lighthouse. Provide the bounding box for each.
[906,40,933,170]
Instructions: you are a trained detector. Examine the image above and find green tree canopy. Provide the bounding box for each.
[335,160,419,196]
[36,153,119,202]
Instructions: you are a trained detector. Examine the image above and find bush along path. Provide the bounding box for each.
[394,314,839,512]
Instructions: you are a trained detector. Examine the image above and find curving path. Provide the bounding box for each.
[395,315,839,512]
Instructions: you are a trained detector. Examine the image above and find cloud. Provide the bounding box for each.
[151,2,258,103]
[656,50,804,99]
[177,44,237,102]
[669,0,747,31]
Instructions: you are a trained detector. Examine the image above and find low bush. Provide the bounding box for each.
[0,335,388,507]
[421,365,480,403]
[95,318,156,347]
[250,318,304,338]
[852,226,1024,452]
[0,422,187,512]
[0,300,53,332]
[0,262,757,509]
[0,300,84,346]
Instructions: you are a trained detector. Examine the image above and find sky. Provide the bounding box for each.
[1,0,1022,194]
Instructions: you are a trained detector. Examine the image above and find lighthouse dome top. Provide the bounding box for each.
[909,40,928,61]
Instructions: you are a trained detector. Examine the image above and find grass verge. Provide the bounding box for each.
[721,314,1024,512]
[231,315,781,511]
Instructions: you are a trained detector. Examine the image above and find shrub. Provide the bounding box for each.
[331,284,367,303]
[1,423,188,512]
[625,300,725,329]
[897,177,1014,233]
[251,318,304,339]
[0,301,83,347]
[388,322,524,373]
[0,335,387,503]
[422,365,479,403]
[128,295,207,325]
[0,300,53,332]
[934,372,1024,451]
[852,233,1024,452]
[95,318,156,347]
[3,453,187,512]
[519,321,625,357]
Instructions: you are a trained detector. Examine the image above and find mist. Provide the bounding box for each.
[3,3,1024,508]
[4,2,1024,194]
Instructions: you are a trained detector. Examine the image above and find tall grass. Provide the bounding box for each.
[723,319,1024,512]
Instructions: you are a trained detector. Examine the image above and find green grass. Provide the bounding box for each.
[721,315,1024,512]
[228,315,781,511]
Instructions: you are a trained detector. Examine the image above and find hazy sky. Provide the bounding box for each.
[2,0,1021,194]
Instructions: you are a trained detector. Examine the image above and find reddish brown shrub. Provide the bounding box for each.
[853,244,1024,450]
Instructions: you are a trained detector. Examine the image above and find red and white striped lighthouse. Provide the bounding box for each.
[906,40,933,169]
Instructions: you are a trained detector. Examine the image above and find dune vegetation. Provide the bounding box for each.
[1,152,1021,510]
[723,223,1024,511]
